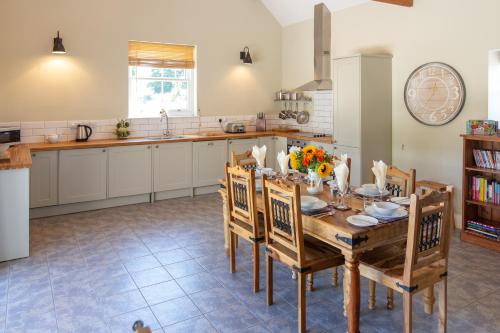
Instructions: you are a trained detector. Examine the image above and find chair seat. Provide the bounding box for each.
[360,245,447,292]
[267,235,344,272]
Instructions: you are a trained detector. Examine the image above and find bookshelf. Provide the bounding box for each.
[462,134,500,251]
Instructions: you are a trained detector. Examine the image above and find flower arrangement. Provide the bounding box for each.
[114,119,130,139]
[289,145,333,178]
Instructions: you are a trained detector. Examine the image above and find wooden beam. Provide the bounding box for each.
[373,0,413,7]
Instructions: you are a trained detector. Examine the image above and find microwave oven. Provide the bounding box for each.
[0,127,21,145]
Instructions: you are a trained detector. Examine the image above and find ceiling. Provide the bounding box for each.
[261,0,369,26]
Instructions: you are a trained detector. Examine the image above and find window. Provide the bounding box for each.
[128,41,196,118]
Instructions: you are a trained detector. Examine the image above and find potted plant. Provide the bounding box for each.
[114,119,130,139]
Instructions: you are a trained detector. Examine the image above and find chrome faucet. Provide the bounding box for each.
[160,109,169,136]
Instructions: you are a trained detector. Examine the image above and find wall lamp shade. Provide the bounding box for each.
[239,46,252,64]
[52,31,66,54]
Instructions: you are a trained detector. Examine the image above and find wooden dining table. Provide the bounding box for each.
[218,180,409,333]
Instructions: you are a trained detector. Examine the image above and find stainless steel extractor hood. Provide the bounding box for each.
[295,3,332,91]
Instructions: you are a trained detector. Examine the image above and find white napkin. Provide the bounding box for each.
[334,163,349,193]
[277,151,289,175]
[371,160,388,191]
[252,145,267,168]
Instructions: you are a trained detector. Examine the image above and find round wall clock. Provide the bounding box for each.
[404,62,466,126]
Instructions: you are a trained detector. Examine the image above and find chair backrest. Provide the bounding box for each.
[372,165,416,197]
[333,156,352,183]
[403,189,452,283]
[262,176,305,267]
[231,150,259,170]
[225,163,259,238]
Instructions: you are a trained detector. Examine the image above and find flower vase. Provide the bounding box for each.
[307,169,323,195]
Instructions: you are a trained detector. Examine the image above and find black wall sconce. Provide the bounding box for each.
[52,31,66,54]
[240,46,252,64]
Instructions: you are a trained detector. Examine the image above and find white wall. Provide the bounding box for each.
[282,0,500,219]
[0,0,282,122]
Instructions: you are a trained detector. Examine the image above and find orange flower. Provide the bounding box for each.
[302,155,310,167]
[315,149,325,162]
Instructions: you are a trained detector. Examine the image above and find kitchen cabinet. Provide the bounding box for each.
[333,54,392,185]
[193,140,227,187]
[153,142,193,192]
[275,136,288,156]
[59,148,108,204]
[108,145,152,198]
[30,151,58,208]
[258,136,279,169]
[227,138,258,162]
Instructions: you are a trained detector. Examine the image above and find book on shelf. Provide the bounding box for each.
[469,175,500,204]
[472,149,500,170]
[465,219,500,241]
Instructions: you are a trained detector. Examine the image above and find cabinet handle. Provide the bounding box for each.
[228,141,232,145]
[32,153,36,157]
[147,145,151,149]
[155,145,159,148]
[102,149,106,152]
[208,142,214,146]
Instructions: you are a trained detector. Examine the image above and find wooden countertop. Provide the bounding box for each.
[29,131,333,152]
[0,145,32,170]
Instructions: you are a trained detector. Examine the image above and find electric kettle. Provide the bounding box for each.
[76,124,92,142]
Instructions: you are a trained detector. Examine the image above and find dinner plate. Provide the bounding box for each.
[301,200,328,212]
[354,187,390,198]
[301,196,320,209]
[365,206,408,219]
[390,196,411,206]
[347,215,378,227]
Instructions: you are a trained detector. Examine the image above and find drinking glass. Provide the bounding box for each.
[337,184,349,210]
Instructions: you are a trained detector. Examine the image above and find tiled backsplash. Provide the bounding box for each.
[2,92,332,144]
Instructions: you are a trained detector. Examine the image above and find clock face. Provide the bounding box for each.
[404,62,466,126]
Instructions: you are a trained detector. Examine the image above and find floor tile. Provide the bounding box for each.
[150,296,201,327]
[123,255,161,273]
[155,249,192,265]
[131,267,173,288]
[205,303,258,333]
[176,272,221,294]
[164,259,206,278]
[99,289,147,318]
[162,316,217,333]
[108,307,161,333]
[140,280,186,306]
[190,287,240,314]
[5,309,57,333]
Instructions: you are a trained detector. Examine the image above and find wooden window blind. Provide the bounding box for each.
[128,41,195,69]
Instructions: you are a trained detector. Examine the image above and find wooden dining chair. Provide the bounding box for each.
[359,189,452,333]
[231,150,258,170]
[417,181,455,231]
[262,177,344,333]
[225,162,264,293]
[369,165,416,310]
[372,165,416,197]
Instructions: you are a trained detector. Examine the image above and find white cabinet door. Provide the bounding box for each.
[275,136,288,155]
[227,138,258,161]
[30,151,58,208]
[258,136,278,169]
[334,145,361,187]
[153,142,193,192]
[193,141,227,187]
[108,145,152,198]
[333,57,361,148]
[59,148,108,204]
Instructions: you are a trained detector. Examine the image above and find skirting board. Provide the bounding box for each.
[154,188,193,201]
[30,194,151,219]
[194,185,220,195]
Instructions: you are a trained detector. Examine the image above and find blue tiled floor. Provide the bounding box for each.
[0,194,499,332]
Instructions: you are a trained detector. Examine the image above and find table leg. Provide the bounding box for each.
[344,252,361,333]
[219,190,229,256]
